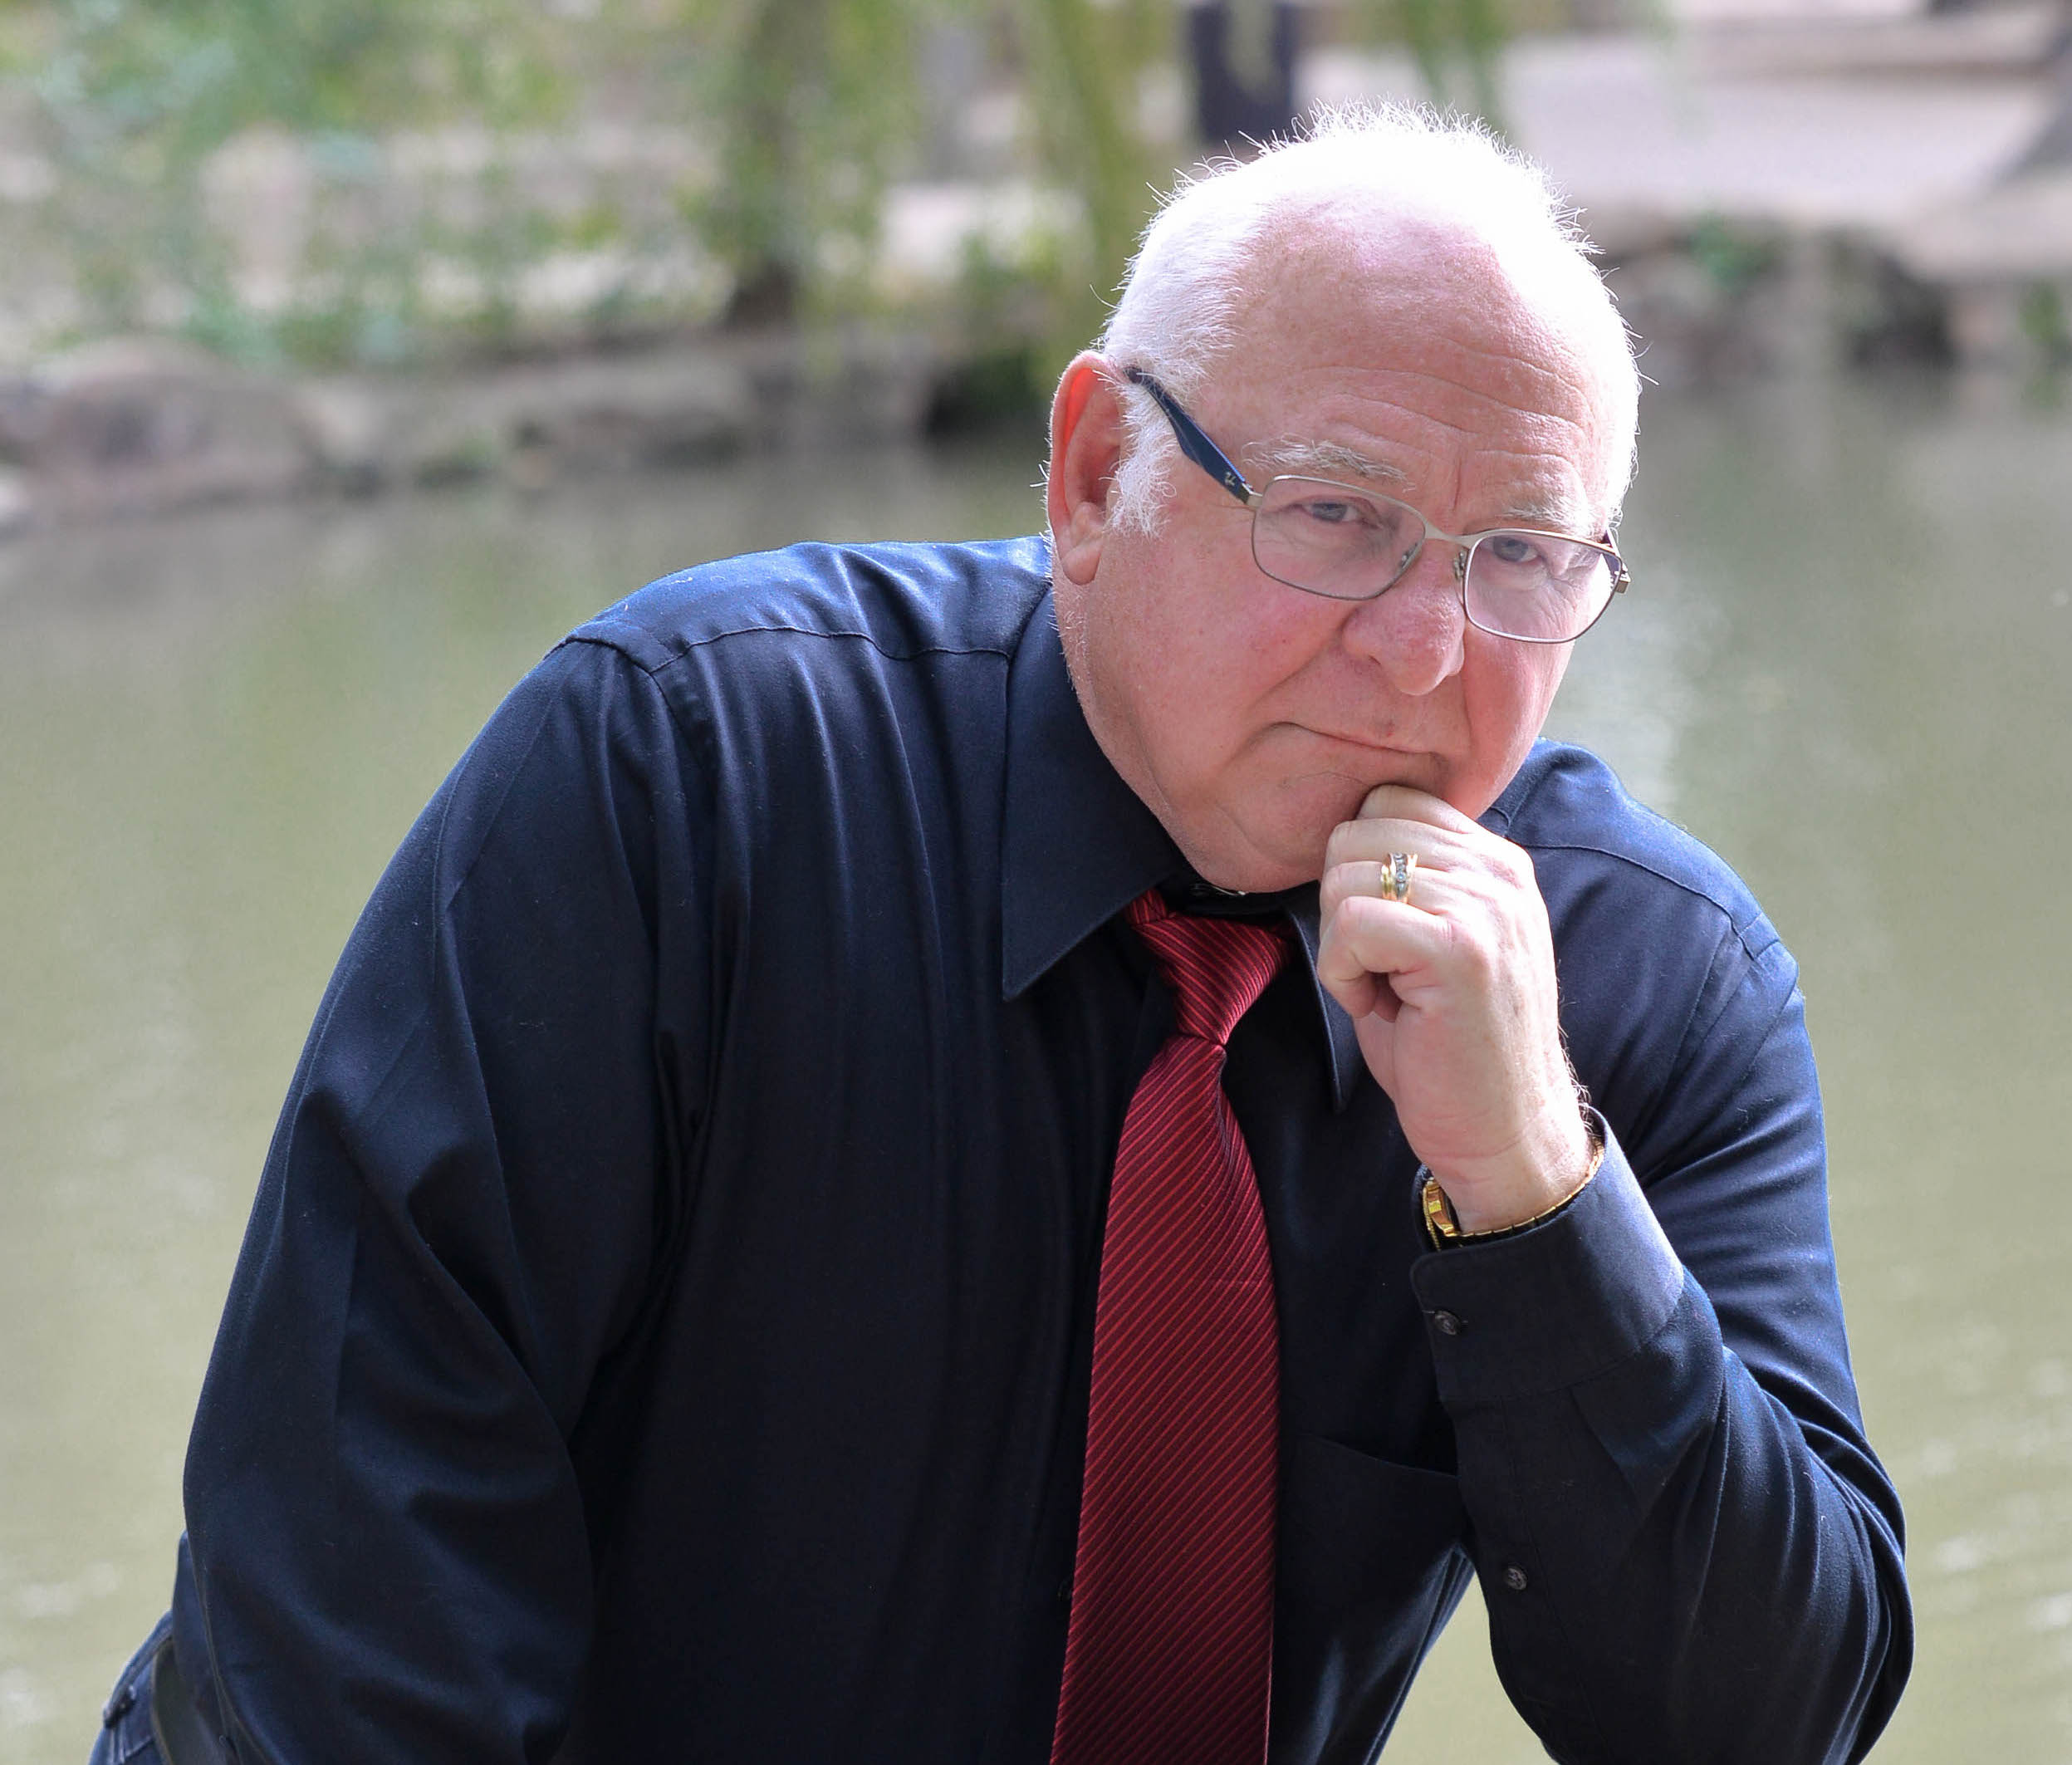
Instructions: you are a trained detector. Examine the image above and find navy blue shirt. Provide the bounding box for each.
[171,537,1909,1763]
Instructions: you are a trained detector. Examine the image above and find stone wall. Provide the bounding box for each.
[0,329,945,532]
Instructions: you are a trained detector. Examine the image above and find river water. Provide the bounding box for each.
[1,371,2067,1762]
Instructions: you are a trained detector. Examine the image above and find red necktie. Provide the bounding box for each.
[1050,889,1287,1765]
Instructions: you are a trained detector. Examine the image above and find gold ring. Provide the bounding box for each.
[1383,851,1418,904]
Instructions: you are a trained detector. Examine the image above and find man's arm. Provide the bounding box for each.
[1317,786,1910,1763]
[177,638,705,1763]
[1413,1074,1909,1758]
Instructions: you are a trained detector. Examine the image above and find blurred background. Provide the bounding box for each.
[1,0,2070,1759]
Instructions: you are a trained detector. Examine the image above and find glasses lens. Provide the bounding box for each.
[1464,532,1618,643]
[1252,477,1423,601]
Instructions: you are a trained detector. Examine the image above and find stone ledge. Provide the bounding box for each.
[0,329,949,531]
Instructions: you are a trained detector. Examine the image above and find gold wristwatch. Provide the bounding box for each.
[1419,1115,1607,1251]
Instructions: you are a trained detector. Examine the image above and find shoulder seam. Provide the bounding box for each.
[1501,750,1779,968]
[1527,836,1781,969]
[1643,970,1805,1189]
[556,623,1020,676]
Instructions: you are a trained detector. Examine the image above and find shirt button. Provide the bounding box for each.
[1431,1309,1463,1336]
[1503,1564,1530,1592]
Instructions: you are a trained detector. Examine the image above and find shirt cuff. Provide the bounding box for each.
[1407,1120,1687,1407]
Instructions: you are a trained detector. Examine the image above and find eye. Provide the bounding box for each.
[1290,493,1374,528]
[1280,488,1412,542]
[1483,532,1545,567]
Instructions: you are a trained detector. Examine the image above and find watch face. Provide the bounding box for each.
[1420,1175,1462,1247]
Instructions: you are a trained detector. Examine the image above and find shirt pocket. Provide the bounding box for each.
[1272,1433,1472,1765]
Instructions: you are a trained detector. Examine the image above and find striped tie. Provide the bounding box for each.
[1050,888,1287,1765]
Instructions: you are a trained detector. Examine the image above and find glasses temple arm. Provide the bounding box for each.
[1123,367,1254,507]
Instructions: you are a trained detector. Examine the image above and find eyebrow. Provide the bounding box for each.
[1242,437,1412,487]
[1501,494,1594,533]
[1241,434,1602,537]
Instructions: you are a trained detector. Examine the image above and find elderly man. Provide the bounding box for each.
[95,109,1908,1765]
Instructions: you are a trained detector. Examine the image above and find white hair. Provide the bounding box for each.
[1093,103,1639,535]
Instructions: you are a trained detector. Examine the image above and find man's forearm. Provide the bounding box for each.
[1413,1138,1909,1763]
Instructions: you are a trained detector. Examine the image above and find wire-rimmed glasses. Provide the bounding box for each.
[1124,367,1629,645]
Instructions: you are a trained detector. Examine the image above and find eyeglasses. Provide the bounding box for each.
[1124,367,1630,645]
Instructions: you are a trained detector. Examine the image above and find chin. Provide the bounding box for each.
[1183,810,1340,895]
[1193,855,1316,894]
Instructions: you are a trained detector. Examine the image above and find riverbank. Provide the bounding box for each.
[0,234,2041,537]
[0,326,998,533]
[9,0,2072,534]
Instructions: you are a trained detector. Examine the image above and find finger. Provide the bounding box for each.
[1314,890,1457,1010]
[1318,859,1403,922]
[1315,954,1405,1025]
[1325,821,1544,917]
[1323,814,1486,878]
[1319,854,1482,925]
[1320,857,1429,923]
[1354,782,1486,837]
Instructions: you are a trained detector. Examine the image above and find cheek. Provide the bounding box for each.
[1526,644,1572,717]
[1457,644,1570,801]
[1082,527,1353,792]
[1118,577,1310,733]
[1163,610,1335,766]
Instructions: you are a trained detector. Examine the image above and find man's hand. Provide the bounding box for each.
[1316,783,1591,1233]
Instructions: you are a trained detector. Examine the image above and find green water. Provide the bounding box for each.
[2,375,2068,1761]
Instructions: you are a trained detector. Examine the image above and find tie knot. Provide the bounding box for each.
[1125,890,1287,1047]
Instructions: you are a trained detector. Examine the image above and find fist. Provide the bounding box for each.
[1315,784,1591,1233]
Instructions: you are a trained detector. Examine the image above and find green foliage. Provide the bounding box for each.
[1687,214,1780,298]
[17,0,580,353]
[1398,0,1506,130]
[1012,0,1170,351]
[628,0,1179,346]
[40,0,566,146]
[2017,282,2069,365]
[4,0,1521,370]
[1336,0,1513,134]
[634,0,933,326]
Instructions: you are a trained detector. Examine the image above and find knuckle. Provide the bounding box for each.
[1320,869,1364,926]
[1447,916,1496,978]
[1494,838,1538,890]
[1328,891,1372,944]
[1325,820,1375,870]
[1315,900,1359,956]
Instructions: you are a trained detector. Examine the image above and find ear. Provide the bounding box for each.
[1046,352,1127,586]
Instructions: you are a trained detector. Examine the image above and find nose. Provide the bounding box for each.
[1338,540,1468,694]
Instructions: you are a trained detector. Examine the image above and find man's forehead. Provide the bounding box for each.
[1215,218,1619,520]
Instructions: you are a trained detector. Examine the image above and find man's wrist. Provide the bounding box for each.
[1422,1107,1604,1248]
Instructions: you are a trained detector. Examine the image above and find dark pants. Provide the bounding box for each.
[86,1611,170,1765]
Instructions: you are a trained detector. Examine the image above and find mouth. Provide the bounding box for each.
[1275,728,1452,804]
[1296,726,1427,764]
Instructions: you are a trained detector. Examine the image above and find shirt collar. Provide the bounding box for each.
[999,583,1369,1111]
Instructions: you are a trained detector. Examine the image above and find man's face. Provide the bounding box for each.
[1051,223,1616,893]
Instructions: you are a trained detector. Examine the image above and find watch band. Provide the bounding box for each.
[1418,1115,1607,1251]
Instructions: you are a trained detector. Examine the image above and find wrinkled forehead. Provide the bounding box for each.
[1220,208,1628,520]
